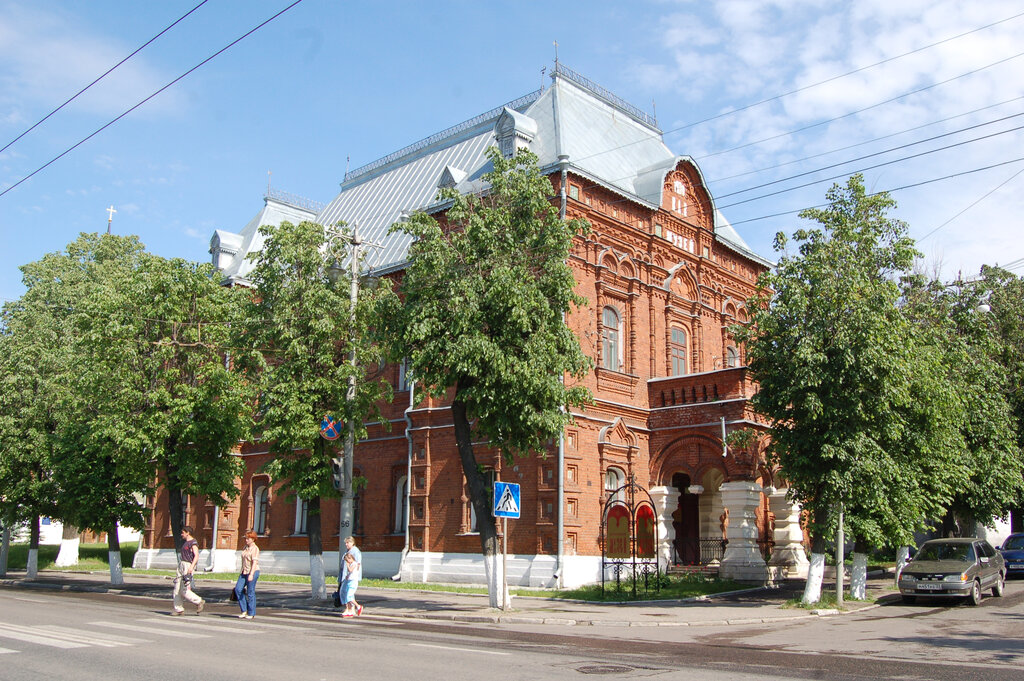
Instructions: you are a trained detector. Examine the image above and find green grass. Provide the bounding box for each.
[549,573,749,602]
[4,541,139,571]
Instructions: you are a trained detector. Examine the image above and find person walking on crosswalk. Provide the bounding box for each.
[172,526,205,615]
[234,531,261,619]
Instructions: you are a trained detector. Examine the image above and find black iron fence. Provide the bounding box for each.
[671,538,775,566]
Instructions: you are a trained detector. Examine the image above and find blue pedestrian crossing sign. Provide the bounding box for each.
[493,481,520,519]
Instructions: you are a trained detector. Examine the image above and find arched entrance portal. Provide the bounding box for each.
[669,469,727,566]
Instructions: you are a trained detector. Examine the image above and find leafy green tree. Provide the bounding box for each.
[388,149,592,606]
[736,175,963,602]
[235,220,395,599]
[73,245,251,564]
[902,271,1024,534]
[0,238,89,577]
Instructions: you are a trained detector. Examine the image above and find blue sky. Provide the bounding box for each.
[2,0,1023,302]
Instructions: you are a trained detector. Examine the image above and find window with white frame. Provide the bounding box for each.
[726,346,739,368]
[605,467,625,503]
[398,357,412,392]
[468,470,496,533]
[670,327,688,375]
[602,306,622,371]
[253,486,269,535]
[394,475,408,534]
[294,497,308,535]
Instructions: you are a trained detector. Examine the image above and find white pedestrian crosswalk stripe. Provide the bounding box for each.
[0,615,303,655]
[0,622,89,649]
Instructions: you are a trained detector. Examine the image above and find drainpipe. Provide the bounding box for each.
[392,380,416,580]
[555,152,570,589]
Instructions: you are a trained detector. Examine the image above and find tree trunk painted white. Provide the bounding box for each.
[482,552,510,609]
[55,533,81,567]
[895,546,910,585]
[802,552,825,604]
[850,552,867,599]
[27,548,39,578]
[0,525,10,577]
[309,554,328,600]
[108,550,124,585]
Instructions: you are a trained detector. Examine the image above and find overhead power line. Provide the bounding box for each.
[0,0,304,200]
[0,0,210,156]
[716,120,1024,206]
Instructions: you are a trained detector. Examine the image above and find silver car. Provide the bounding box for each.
[898,537,1006,606]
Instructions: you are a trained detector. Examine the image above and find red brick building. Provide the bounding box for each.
[137,65,809,586]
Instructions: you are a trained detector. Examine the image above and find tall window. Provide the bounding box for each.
[726,346,739,368]
[602,306,621,371]
[394,475,408,534]
[398,357,412,392]
[253,486,269,535]
[670,327,688,375]
[469,470,496,533]
[605,467,625,503]
[294,497,308,535]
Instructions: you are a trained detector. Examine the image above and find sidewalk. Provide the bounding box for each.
[0,570,898,628]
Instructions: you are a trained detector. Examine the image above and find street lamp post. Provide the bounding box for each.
[327,223,379,584]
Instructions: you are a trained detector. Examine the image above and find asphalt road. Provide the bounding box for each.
[1,579,1022,681]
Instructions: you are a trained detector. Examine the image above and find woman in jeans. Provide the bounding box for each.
[234,531,261,619]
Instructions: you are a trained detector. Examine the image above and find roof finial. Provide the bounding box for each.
[540,65,547,91]
[267,170,272,196]
[553,40,559,65]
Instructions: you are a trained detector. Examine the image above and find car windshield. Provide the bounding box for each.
[1004,536,1024,550]
[917,543,975,562]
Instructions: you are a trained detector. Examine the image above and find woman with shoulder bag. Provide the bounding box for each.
[234,531,261,619]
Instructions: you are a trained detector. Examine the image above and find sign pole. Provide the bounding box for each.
[502,516,508,611]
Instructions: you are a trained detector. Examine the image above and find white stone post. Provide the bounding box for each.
[649,486,681,571]
[767,487,809,579]
[718,481,768,583]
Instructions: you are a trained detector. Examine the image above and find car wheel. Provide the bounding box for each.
[968,580,982,606]
[901,595,916,605]
[992,572,1005,597]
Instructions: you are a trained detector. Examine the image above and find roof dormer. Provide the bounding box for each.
[494,107,538,159]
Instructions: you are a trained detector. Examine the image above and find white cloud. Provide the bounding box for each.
[639,0,1024,280]
[0,2,185,126]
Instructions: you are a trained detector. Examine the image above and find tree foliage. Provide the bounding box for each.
[70,239,250,552]
[235,219,395,594]
[387,148,592,603]
[736,175,962,548]
[902,269,1024,532]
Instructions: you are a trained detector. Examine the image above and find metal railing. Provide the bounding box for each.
[553,62,659,130]
[672,538,727,566]
[264,188,325,214]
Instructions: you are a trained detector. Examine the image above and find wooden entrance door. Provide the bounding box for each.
[672,474,701,565]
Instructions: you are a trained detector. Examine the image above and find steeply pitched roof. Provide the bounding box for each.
[215,65,770,283]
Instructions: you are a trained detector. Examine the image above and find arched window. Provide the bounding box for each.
[394,475,408,534]
[726,346,739,368]
[605,467,625,503]
[670,327,688,375]
[602,306,621,371]
[294,497,308,535]
[253,486,269,535]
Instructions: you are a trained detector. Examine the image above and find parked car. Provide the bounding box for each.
[898,537,1005,606]
[998,533,1024,577]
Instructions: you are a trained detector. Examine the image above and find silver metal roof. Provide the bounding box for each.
[215,65,771,282]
